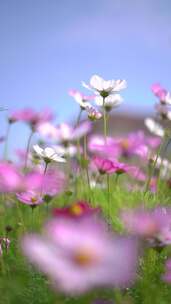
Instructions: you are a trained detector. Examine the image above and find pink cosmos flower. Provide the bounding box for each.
[9,108,53,129]
[52,201,100,218]
[92,156,132,175]
[115,131,160,159]
[56,121,91,144]
[21,216,138,295]
[121,207,171,247]
[16,190,43,207]
[0,162,23,192]
[163,259,171,283]
[151,83,167,102]
[88,136,120,158]
[0,162,64,194]
[36,122,58,139]
[0,237,10,255]
[92,156,116,175]
[85,105,103,121]
[69,89,94,110]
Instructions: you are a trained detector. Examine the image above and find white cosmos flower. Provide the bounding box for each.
[53,145,77,157]
[144,118,165,137]
[165,92,171,105]
[33,145,66,163]
[82,75,127,96]
[95,94,123,110]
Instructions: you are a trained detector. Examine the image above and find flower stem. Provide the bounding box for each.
[83,135,91,191]
[24,130,34,170]
[144,138,165,193]
[103,98,107,143]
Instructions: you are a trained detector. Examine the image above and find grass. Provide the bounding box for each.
[1,173,171,304]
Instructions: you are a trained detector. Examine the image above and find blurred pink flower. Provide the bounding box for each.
[121,207,171,247]
[92,156,116,175]
[52,201,100,218]
[163,259,171,283]
[56,121,91,144]
[69,89,94,110]
[21,216,138,294]
[9,108,53,130]
[151,83,167,102]
[88,135,120,158]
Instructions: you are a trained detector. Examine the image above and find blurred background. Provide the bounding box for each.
[0,0,171,154]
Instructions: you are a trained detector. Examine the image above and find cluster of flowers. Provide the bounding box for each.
[1,75,171,298]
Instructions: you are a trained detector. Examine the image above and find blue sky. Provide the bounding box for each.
[0,0,171,153]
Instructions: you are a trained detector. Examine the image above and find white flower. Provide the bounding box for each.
[82,75,127,97]
[95,94,123,110]
[53,145,77,157]
[144,118,164,137]
[33,145,66,163]
[165,92,171,105]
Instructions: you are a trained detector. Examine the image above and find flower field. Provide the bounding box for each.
[1,75,171,303]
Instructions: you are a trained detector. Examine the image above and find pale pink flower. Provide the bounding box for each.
[121,207,171,247]
[69,89,94,109]
[22,216,138,294]
[17,190,43,207]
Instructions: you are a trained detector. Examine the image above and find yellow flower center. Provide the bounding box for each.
[69,204,83,216]
[73,250,96,266]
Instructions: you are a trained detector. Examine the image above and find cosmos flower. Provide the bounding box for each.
[155,103,171,120]
[36,122,58,140]
[92,156,116,175]
[52,201,100,218]
[144,118,165,137]
[56,121,92,144]
[69,89,94,110]
[121,207,171,247]
[33,145,66,163]
[9,108,53,130]
[16,190,43,207]
[95,94,123,111]
[85,105,103,121]
[21,216,138,295]
[163,259,171,283]
[151,83,167,102]
[82,75,127,97]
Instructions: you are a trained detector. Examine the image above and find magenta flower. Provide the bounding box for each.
[151,83,167,102]
[52,201,100,218]
[92,156,116,175]
[9,108,53,130]
[16,190,43,207]
[121,207,171,247]
[21,216,138,295]
[88,135,120,158]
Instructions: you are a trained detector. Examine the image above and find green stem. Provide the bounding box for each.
[83,135,91,191]
[107,174,110,222]
[103,97,107,142]
[24,130,34,170]
[144,138,165,193]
